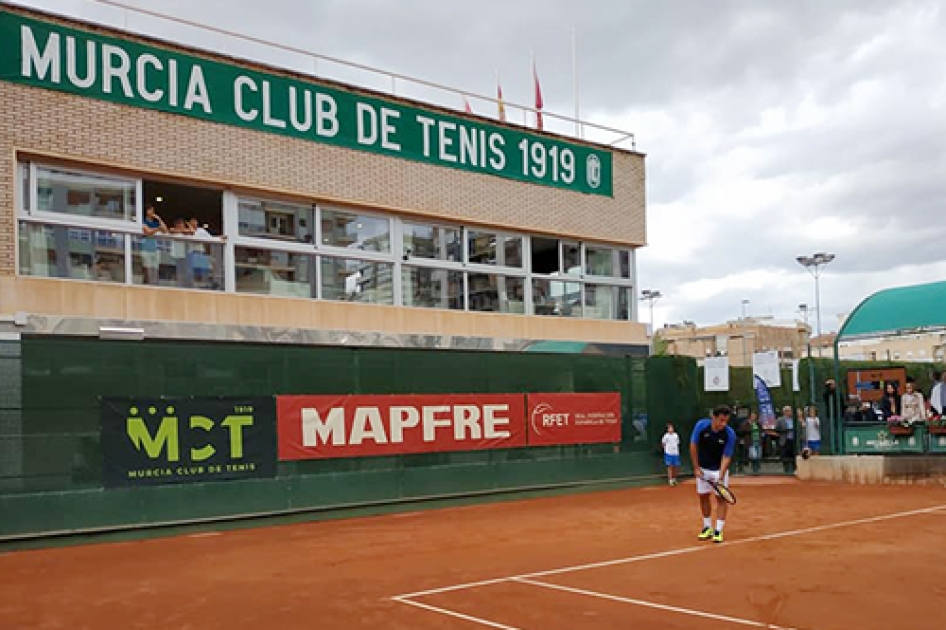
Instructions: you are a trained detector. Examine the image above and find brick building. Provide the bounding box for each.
[0,5,647,352]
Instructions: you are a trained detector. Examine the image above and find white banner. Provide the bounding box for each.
[704,356,730,392]
[752,350,781,388]
[791,359,801,392]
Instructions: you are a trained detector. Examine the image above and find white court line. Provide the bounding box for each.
[394,503,946,600]
[391,596,525,630]
[513,578,802,630]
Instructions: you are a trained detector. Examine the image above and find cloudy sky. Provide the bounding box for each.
[12,0,946,334]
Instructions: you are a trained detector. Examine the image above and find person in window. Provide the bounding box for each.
[141,205,167,284]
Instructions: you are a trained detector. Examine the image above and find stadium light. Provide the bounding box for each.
[639,289,662,329]
[796,253,835,356]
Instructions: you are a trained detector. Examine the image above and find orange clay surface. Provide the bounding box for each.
[2,478,945,630]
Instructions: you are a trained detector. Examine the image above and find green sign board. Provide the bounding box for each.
[101,397,277,487]
[843,424,925,454]
[0,9,613,196]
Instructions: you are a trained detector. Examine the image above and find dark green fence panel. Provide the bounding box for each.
[0,336,661,539]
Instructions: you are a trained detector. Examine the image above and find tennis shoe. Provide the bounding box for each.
[697,526,713,540]
[713,531,724,544]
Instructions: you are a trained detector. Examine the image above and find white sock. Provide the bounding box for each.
[716,520,726,533]
[703,517,712,529]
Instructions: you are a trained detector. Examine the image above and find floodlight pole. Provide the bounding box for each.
[640,289,662,331]
[799,303,815,406]
[796,253,835,357]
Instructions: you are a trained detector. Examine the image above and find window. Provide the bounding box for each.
[532,279,581,317]
[321,209,390,253]
[619,250,631,279]
[132,233,224,290]
[321,256,394,304]
[234,246,313,297]
[586,246,615,277]
[562,240,581,276]
[36,166,136,222]
[531,237,559,274]
[238,199,314,243]
[19,221,125,283]
[403,266,463,310]
[468,273,525,313]
[403,222,461,261]
[19,163,29,212]
[530,236,580,276]
[584,283,620,320]
[467,230,523,268]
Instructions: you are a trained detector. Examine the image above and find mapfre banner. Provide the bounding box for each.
[278,394,526,460]
[527,393,622,446]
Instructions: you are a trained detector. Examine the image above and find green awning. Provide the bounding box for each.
[838,280,946,340]
[523,340,589,353]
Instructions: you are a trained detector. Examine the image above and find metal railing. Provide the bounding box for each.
[5,0,637,150]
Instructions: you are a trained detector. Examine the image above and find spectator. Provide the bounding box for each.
[746,411,763,475]
[802,406,821,455]
[822,379,843,424]
[930,372,946,416]
[661,423,681,486]
[857,401,878,423]
[880,383,900,420]
[900,377,927,424]
[141,204,167,284]
[775,406,796,474]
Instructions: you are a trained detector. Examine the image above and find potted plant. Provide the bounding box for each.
[928,414,946,435]
[887,415,917,436]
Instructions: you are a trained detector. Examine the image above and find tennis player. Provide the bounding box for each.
[690,404,737,543]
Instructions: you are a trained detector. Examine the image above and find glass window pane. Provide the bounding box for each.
[131,234,224,290]
[562,241,581,276]
[618,287,631,320]
[18,221,125,282]
[532,279,581,317]
[619,250,631,279]
[584,284,617,320]
[321,209,390,253]
[403,222,461,261]
[19,163,29,212]
[468,273,525,313]
[402,266,463,310]
[36,166,136,221]
[321,256,394,304]
[233,247,314,297]
[586,246,615,277]
[238,199,314,243]
[468,230,522,268]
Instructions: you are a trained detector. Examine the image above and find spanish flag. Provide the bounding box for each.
[533,60,544,130]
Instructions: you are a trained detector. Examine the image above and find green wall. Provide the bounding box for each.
[0,337,659,539]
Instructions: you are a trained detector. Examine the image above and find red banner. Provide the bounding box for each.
[278,394,526,460]
[527,393,622,446]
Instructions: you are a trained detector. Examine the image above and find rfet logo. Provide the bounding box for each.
[530,402,571,436]
[527,393,622,446]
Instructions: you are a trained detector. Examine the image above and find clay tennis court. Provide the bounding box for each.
[1,478,943,629]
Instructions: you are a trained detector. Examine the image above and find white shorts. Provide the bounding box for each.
[696,469,730,495]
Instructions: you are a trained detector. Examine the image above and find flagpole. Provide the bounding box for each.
[572,27,580,137]
[530,50,535,127]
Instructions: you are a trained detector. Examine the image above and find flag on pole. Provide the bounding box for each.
[497,80,506,122]
[533,59,544,130]
[463,96,473,114]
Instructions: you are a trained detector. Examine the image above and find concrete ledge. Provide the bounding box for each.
[797,455,946,484]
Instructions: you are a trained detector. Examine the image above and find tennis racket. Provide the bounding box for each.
[702,475,737,505]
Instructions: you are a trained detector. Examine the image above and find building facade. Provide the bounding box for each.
[0,6,648,352]
[657,318,810,367]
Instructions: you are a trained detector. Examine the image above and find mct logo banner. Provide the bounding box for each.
[100,397,277,487]
[527,392,622,446]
